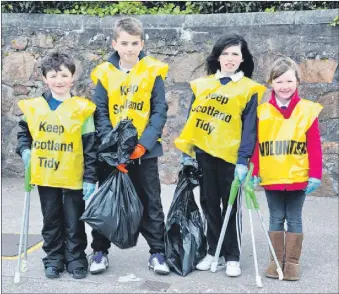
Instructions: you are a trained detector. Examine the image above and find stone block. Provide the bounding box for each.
[300,59,338,83]
[31,33,54,48]
[168,52,206,83]
[1,85,14,114]
[10,36,28,50]
[317,92,339,120]
[2,52,36,84]
[13,85,30,96]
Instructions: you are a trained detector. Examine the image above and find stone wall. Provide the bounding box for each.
[2,10,338,196]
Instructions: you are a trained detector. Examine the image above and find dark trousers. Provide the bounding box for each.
[37,186,88,272]
[91,158,166,255]
[265,190,306,233]
[196,153,241,262]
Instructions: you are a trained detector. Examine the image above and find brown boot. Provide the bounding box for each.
[265,231,284,279]
[283,232,303,281]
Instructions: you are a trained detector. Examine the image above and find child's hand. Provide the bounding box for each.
[234,164,248,183]
[252,176,261,187]
[83,182,96,200]
[130,144,146,160]
[181,153,198,169]
[21,149,31,168]
[304,178,321,195]
[116,164,128,173]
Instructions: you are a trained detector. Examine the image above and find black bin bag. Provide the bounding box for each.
[98,119,138,167]
[81,119,143,249]
[165,166,207,276]
[81,170,143,249]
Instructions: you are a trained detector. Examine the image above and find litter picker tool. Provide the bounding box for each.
[13,161,32,284]
[210,173,241,273]
[210,163,283,287]
[243,163,283,284]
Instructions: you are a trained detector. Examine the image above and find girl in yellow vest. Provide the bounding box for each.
[175,33,266,277]
[16,52,97,279]
[251,57,323,281]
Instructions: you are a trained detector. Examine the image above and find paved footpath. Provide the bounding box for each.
[1,177,338,293]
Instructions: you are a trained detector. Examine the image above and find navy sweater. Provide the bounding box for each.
[93,51,168,159]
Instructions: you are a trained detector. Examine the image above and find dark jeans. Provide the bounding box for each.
[265,190,306,233]
[196,153,240,262]
[37,186,88,272]
[91,158,166,255]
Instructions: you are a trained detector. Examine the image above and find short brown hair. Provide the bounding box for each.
[41,51,75,77]
[268,56,301,84]
[112,17,144,41]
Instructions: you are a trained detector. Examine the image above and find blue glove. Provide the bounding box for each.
[180,153,199,170]
[304,178,321,195]
[234,164,248,183]
[252,176,261,187]
[83,182,96,200]
[21,149,31,168]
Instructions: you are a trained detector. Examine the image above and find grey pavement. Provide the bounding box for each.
[1,177,338,293]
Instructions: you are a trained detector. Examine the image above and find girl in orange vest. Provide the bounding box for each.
[251,56,323,281]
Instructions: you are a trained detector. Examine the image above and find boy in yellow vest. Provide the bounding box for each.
[16,52,97,279]
[175,33,266,277]
[251,57,322,281]
[89,17,170,275]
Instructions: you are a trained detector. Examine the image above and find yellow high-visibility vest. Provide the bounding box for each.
[17,96,96,189]
[257,99,323,185]
[175,75,266,164]
[91,56,168,140]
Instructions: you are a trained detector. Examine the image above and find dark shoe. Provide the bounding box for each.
[71,267,88,279]
[45,267,60,279]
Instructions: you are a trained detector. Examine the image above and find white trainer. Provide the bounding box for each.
[88,251,109,274]
[148,253,170,275]
[196,254,225,271]
[225,261,241,277]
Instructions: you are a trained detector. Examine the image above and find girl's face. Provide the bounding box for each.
[218,44,243,74]
[272,69,298,101]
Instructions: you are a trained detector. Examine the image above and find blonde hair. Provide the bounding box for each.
[113,17,144,41]
[268,56,301,84]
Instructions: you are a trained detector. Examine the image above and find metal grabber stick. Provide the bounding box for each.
[14,161,32,284]
[243,163,262,287]
[244,163,283,281]
[210,176,241,273]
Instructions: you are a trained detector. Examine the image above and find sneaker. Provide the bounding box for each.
[71,267,87,279]
[89,251,109,274]
[45,266,60,279]
[196,254,225,271]
[148,253,170,275]
[226,261,241,277]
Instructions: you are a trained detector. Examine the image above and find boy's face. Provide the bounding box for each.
[112,31,144,66]
[43,65,74,97]
[272,69,298,101]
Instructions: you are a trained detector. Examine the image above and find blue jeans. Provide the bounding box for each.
[265,190,306,233]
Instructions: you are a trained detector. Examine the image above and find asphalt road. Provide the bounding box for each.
[1,177,338,293]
